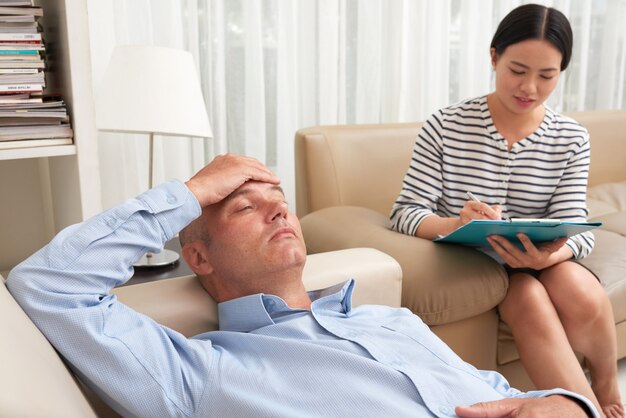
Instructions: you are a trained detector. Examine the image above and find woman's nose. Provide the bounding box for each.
[520,76,537,95]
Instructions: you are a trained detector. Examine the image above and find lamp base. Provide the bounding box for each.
[134,249,180,268]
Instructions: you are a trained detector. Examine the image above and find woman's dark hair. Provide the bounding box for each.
[490,4,573,71]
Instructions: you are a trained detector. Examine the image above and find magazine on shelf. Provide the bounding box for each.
[0,83,43,92]
[0,6,43,16]
[0,59,43,68]
[0,1,74,150]
[0,123,73,141]
[0,137,72,150]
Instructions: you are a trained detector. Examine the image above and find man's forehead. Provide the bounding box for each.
[225,181,285,202]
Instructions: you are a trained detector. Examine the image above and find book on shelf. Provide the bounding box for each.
[0,53,41,60]
[0,48,39,54]
[0,1,36,6]
[0,43,44,50]
[0,123,73,141]
[0,68,38,73]
[0,6,43,16]
[0,97,61,107]
[0,83,43,92]
[0,2,74,150]
[0,32,39,41]
[0,136,73,150]
[0,21,38,33]
[0,60,44,68]
[0,14,35,23]
[0,71,43,83]
[0,91,39,102]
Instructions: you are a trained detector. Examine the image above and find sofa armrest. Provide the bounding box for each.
[0,275,98,418]
[113,248,402,337]
[302,247,402,308]
[300,206,509,325]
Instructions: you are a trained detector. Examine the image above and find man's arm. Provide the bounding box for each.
[8,179,207,417]
[7,154,279,417]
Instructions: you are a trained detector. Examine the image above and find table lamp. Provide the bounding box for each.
[96,45,212,267]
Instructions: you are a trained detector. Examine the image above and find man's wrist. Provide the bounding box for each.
[552,395,594,418]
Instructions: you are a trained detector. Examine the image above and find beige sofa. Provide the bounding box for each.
[0,248,402,417]
[295,109,626,390]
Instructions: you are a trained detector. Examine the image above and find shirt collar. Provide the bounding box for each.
[217,279,355,332]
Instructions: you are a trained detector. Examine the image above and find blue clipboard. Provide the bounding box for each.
[434,219,602,247]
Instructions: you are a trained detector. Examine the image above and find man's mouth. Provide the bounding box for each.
[270,227,296,241]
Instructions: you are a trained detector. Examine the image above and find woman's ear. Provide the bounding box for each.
[490,47,497,69]
[181,241,214,276]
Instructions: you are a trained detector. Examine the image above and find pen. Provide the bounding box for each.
[466,191,509,221]
[466,191,481,203]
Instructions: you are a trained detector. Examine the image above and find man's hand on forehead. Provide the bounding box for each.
[185,154,280,208]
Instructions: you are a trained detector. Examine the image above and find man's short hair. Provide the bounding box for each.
[179,214,211,248]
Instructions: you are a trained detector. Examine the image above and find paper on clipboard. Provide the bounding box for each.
[434,219,602,247]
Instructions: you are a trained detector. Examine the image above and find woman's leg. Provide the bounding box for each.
[499,272,603,414]
[540,261,623,418]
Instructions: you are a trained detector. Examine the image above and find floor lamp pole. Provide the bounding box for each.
[133,132,180,268]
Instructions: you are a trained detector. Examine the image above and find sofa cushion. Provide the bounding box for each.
[587,197,620,219]
[588,180,626,214]
[590,212,626,237]
[579,229,626,322]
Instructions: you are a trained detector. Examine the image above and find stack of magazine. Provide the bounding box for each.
[0,0,73,150]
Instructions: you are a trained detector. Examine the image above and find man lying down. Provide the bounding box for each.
[8,154,598,417]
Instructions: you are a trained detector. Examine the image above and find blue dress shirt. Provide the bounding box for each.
[7,180,598,418]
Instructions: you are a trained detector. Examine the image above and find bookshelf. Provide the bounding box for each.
[0,0,102,273]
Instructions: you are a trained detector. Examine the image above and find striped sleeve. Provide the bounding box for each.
[389,111,445,236]
[547,122,594,259]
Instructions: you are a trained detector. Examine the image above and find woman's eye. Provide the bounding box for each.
[237,205,253,212]
[540,75,554,80]
[510,69,524,75]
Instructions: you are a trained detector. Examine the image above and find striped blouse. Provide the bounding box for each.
[389,95,594,260]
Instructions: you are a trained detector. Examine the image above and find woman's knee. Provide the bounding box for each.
[499,273,552,325]
[541,262,607,323]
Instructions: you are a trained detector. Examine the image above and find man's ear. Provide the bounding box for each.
[181,241,214,276]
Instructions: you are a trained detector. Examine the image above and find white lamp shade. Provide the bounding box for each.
[96,45,212,138]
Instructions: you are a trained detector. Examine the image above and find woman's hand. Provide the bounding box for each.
[487,233,569,270]
[459,201,502,226]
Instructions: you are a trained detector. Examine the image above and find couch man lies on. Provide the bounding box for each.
[295,109,626,390]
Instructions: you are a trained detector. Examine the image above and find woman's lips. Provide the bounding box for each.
[515,96,535,107]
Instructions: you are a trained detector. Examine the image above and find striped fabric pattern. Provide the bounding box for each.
[390,95,594,259]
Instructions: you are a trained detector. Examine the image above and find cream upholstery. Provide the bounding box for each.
[295,110,626,389]
[1,248,402,417]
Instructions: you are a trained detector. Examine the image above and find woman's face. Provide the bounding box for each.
[491,39,562,116]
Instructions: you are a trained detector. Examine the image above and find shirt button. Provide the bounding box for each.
[166,194,177,204]
[439,406,454,415]
[105,217,116,227]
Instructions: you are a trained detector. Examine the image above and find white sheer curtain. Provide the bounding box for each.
[88,0,626,211]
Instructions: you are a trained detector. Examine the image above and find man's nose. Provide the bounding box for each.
[269,200,288,222]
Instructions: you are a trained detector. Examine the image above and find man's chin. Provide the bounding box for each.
[278,246,307,268]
